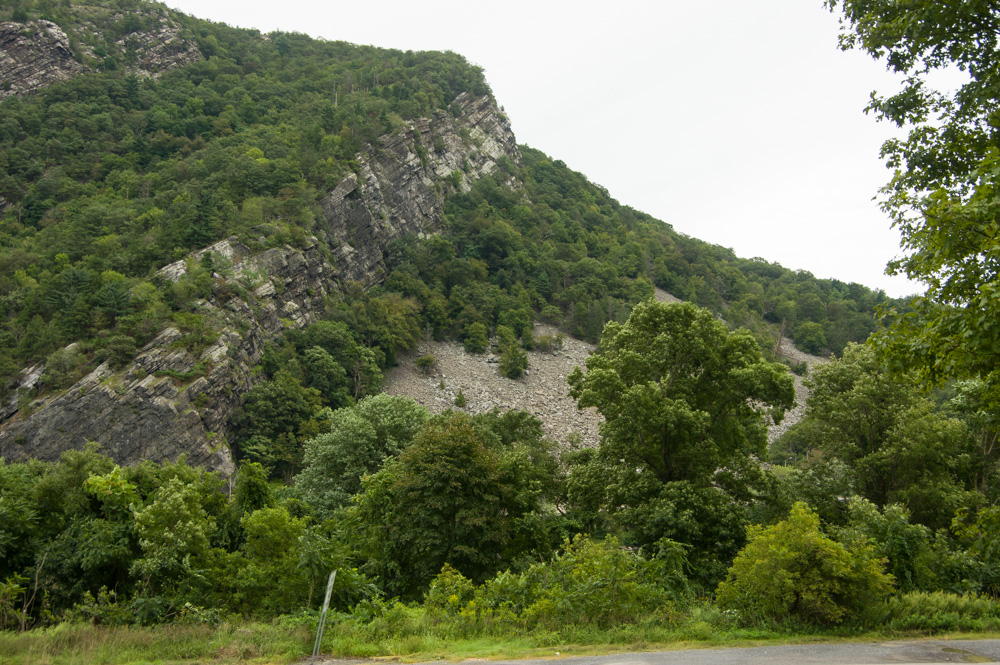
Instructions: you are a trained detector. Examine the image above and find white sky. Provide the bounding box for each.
[161,0,935,298]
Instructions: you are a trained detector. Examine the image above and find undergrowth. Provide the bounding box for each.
[3,593,1000,665]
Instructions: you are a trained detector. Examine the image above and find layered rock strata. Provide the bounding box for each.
[0,20,84,98]
[0,14,200,100]
[0,94,521,473]
[321,92,520,284]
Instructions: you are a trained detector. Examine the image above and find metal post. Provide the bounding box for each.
[311,570,337,665]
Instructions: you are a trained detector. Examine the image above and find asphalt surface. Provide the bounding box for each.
[316,639,1000,665]
[432,640,1000,664]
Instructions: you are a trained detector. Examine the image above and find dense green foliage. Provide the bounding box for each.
[0,0,486,397]
[293,393,429,517]
[379,147,890,362]
[568,301,793,487]
[772,344,997,531]
[827,1,1000,403]
[717,503,893,627]
[352,410,563,598]
[7,0,1000,650]
[565,301,793,588]
[0,0,892,425]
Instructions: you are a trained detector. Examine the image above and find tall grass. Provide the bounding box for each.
[0,621,313,665]
[4,592,1000,664]
[860,591,1000,633]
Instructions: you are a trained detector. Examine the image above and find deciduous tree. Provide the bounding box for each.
[828,1,1000,399]
[566,300,794,587]
[568,300,794,488]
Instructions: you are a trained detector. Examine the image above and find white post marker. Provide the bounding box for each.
[311,570,337,665]
[322,570,336,613]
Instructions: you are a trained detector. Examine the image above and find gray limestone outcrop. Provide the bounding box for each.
[0,20,85,98]
[113,15,201,78]
[321,92,520,284]
[0,94,521,473]
[0,13,200,100]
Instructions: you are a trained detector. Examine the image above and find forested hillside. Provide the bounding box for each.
[0,0,488,395]
[0,0,892,472]
[6,0,1000,655]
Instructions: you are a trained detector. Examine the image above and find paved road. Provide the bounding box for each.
[338,639,1000,665]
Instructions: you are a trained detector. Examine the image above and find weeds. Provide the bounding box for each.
[4,591,1000,664]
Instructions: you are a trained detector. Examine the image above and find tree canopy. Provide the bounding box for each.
[828,0,1000,398]
[566,300,794,588]
[568,300,794,488]
[788,343,974,529]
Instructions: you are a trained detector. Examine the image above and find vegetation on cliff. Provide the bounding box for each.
[4,0,1000,658]
[0,0,487,396]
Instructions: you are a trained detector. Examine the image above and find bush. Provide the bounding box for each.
[414,354,435,374]
[716,502,893,627]
[533,334,563,353]
[861,591,1000,632]
[477,535,685,630]
[498,345,527,379]
[838,498,938,593]
[787,360,808,376]
[425,564,475,617]
[463,323,488,354]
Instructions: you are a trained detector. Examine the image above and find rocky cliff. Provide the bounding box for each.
[0,20,85,98]
[321,93,520,284]
[0,12,200,100]
[0,93,521,472]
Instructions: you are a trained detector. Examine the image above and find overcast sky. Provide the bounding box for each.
[162,0,936,298]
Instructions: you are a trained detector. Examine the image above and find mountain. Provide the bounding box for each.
[0,85,519,470]
[0,0,891,473]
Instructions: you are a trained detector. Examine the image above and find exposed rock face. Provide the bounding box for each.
[321,92,520,284]
[0,20,84,98]
[0,13,200,100]
[113,15,201,78]
[0,95,521,473]
[0,237,332,474]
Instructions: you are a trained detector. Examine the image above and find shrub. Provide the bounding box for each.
[463,323,488,354]
[716,502,893,627]
[477,535,685,630]
[498,345,527,379]
[787,360,808,376]
[414,354,435,374]
[425,564,475,617]
[861,591,1000,632]
[838,498,937,593]
[533,334,564,353]
[453,390,466,408]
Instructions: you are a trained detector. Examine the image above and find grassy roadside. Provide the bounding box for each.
[3,620,1000,665]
